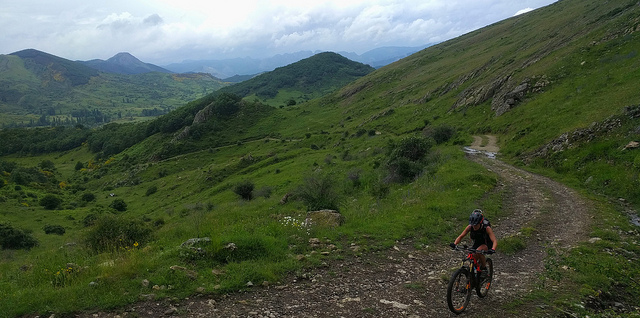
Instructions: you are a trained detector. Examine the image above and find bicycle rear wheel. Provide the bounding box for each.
[476,258,493,298]
[447,268,471,314]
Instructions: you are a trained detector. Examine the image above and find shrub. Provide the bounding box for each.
[388,136,432,162]
[40,194,62,210]
[43,224,66,235]
[39,160,56,171]
[145,185,158,196]
[431,124,455,144]
[84,215,153,253]
[254,186,273,199]
[0,223,39,250]
[295,173,340,211]
[385,136,433,183]
[386,157,424,183]
[233,180,254,200]
[109,198,127,212]
[347,169,362,188]
[74,161,84,171]
[83,214,98,227]
[81,192,96,202]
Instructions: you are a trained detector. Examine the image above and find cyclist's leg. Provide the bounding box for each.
[474,244,488,268]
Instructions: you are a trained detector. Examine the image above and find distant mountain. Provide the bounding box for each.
[222,74,261,83]
[10,49,99,86]
[1,49,225,127]
[81,52,172,75]
[218,52,375,102]
[342,45,434,68]
[164,51,317,79]
[163,45,432,79]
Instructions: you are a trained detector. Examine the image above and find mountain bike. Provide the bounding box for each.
[446,245,494,314]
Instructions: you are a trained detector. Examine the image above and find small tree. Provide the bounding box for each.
[0,223,39,250]
[43,224,66,235]
[295,173,340,211]
[233,180,254,200]
[39,160,56,171]
[145,185,158,196]
[40,194,62,210]
[74,161,84,171]
[109,198,127,212]
[385,136,433,183]
[84,215,152,253]
[431,124,455,144]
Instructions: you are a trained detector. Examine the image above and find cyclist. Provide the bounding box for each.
[451,209,497,273]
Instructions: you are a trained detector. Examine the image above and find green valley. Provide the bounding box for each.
[0,50,226,127]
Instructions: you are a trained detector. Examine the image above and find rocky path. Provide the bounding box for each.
[75,136,592,318]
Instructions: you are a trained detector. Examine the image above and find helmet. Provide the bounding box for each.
[469,209,484,225]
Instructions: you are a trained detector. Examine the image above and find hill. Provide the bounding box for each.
[0,0,639,317]
[81,52,172,74]
[219,52,375,106]
[0,50,226,127]
[162,46,429,78]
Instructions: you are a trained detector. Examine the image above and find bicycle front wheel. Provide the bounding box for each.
[476,258,493,298]
[447,267,471,314]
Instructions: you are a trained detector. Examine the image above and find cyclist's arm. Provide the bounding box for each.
[453,225,471,245]
[486,226,498,250]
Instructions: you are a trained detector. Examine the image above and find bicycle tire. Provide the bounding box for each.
[476,258,493,298]
[447,267,471,314]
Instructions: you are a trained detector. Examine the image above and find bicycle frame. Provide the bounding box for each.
[457,246,486,283]
[447,245,494,314]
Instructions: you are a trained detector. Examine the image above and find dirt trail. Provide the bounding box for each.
[75,137,592,318]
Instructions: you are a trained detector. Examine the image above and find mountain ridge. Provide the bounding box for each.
[81,52,172,75]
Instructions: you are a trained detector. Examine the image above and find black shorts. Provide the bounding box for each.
[472,239,492,250]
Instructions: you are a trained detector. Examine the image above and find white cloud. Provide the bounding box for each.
[0,0,559,64]
[514,7,535,16]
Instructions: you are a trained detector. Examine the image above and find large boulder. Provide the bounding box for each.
[305,210,344,228]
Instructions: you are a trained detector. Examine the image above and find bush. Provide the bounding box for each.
[81,192,96,202]
[83,213,98,227]
[145,185,158,196]
[295,173,341,211]
[233,180,254,200]
[388,136,432,162]
[43,224,66,235]
[0,223,39,250]
[430,124,455,144]
[385,136,433,183]
[254,186,273,199]
[74,161,84,171]
[40,194,62,210]
[386,157,425,183]
[84,215,153,253]
[39,160,56,171]
[109,198,127,212]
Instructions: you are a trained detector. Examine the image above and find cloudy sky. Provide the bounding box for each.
[1,0,557,65]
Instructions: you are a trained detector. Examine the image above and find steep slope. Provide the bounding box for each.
[82,52,172,74]
[326,0,640,185]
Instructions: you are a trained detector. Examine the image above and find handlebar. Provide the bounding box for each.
[450,244,494,255]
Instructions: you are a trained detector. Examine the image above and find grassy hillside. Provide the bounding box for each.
[0,50,226,127]
[219,52,375,107]
[1,0,639,317]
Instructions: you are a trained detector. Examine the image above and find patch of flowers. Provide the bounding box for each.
[280,216,310,235]
[47,263,83,287]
